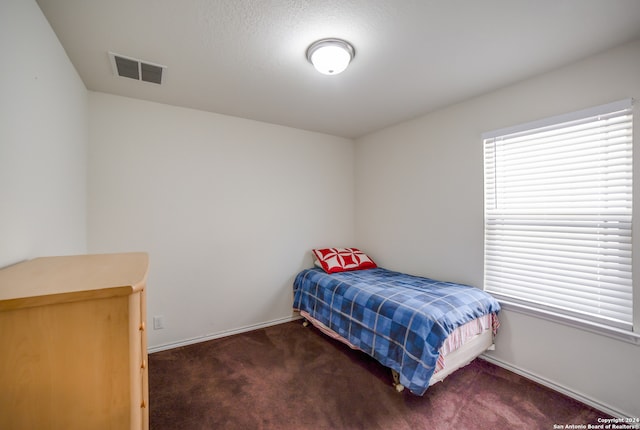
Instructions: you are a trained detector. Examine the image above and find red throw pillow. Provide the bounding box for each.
[312,248,377,273]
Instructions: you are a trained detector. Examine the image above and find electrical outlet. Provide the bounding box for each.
[153,315,164,330]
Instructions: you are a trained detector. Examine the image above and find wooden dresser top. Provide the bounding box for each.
[0,252,149,310]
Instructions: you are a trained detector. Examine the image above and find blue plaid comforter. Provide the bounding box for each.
[293,267,500,395]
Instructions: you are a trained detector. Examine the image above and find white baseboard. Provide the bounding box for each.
[147,314,302,354]
[480,354,633,420]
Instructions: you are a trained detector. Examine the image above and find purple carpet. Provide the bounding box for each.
[149,321,609,429]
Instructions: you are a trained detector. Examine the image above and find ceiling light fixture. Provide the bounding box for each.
[306,38,355,76]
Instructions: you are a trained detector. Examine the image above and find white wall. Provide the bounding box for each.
[355,39,640,417]
[0,0,87,268]
[88,92,354,349]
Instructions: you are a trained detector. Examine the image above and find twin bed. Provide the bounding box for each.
[292,248,501,395]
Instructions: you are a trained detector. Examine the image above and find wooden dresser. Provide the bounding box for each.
[0,252,149,430]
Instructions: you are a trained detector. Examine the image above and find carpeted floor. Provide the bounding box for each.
[149,321,609,429]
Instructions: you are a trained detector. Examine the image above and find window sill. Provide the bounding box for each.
[497,300,640,346]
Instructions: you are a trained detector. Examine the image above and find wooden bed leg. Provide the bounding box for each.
[391,370,405,393]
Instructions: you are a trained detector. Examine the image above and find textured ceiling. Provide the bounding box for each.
[36,0,640,138]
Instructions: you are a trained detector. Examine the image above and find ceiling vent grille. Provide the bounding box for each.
[108,52,166,84]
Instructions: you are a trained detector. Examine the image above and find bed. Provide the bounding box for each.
[292,249,501,395]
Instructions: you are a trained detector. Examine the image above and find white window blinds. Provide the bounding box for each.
[483,99,634,331]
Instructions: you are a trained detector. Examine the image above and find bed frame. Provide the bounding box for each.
[300,310,495,393]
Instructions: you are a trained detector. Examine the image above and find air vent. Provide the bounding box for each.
[109,52,166,85]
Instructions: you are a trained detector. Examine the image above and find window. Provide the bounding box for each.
[483,99,633,332]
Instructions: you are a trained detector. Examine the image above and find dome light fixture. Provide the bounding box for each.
[306,38,355,75]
